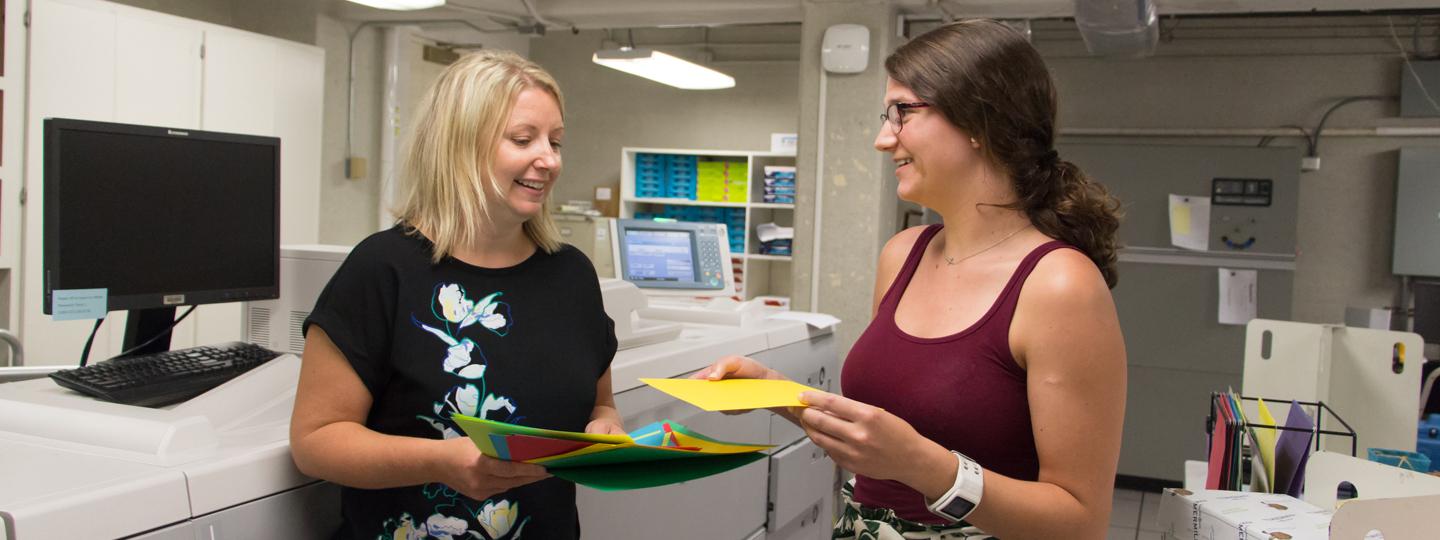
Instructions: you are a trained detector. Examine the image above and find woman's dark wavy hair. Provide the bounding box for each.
[886,19,1123,288]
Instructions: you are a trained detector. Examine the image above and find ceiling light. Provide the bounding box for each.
[345,0,445,11]
[592,48,735,90]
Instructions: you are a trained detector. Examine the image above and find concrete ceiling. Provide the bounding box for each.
[327,0,1440,30]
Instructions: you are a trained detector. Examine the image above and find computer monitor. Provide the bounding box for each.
[43,118,281,356]
[611,218,736,297]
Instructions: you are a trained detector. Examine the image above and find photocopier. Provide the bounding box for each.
[0,238,839,540]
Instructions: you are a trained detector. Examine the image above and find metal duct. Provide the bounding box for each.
[1072,0,1158,57]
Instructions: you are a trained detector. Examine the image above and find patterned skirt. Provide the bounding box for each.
[832,480,996,540]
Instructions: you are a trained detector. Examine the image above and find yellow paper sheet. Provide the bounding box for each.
[640,378,818,411]
[1170,203,1191,235]
[1254,398,1280,489]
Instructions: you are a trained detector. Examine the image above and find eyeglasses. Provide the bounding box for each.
[880,102,931,133]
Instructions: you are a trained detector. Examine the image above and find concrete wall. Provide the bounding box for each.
[527,28,801,206]
[314,19,533,245]
[793,0,898,354]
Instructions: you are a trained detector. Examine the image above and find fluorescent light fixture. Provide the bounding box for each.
[345,0,445,10]
[592,48,735,90]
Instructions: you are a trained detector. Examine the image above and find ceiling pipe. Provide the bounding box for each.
[1072,0,1159,57]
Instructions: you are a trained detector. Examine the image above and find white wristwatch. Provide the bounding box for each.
[926,451,985,522]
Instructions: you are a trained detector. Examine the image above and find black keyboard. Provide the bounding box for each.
[50,341,283,407]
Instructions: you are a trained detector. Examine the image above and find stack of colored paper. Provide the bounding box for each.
[696,161,748,202]
[452,415,771,491]
[1206,390,1316,496]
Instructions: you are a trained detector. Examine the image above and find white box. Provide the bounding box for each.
[1157,489,1331,540]
[770,133,797,155]
[1343,306,1393,330]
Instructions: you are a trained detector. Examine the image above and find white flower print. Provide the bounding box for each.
[414,320,487,379]
[477,500,519,539]
[421,513,471,539]
[437,284,481,329]
[480,393,516,419]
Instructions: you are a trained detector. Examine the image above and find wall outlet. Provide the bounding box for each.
[1301,156,1321,171]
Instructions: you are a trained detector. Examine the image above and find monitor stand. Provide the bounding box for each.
[120,306,177,356]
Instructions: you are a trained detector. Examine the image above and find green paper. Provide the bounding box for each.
[551,452,767,491]
[538,443,746,468]
[452,415,773,491]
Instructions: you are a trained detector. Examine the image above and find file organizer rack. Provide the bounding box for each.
[1205,393,1357,493]
[1206,393,1358,457]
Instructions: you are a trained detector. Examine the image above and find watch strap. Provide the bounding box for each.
[926,451,984,522]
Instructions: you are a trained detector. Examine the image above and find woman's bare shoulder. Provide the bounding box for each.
[1023,246,1110,308]
[879,225,932,265]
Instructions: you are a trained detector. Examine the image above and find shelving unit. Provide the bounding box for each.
[619,147,795,303]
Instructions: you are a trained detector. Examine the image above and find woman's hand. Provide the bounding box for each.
[795,390,945,486]
[690,355,785,381]
[691,355,803,418]
[584,418,627,436]
[433,437,551,501]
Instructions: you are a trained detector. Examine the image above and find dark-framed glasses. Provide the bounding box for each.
[880,101,931,133]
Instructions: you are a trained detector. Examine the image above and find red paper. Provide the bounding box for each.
[504,434,593,462]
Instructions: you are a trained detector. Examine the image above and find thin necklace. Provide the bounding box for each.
[943,224,1031,266]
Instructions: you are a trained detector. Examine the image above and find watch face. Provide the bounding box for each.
[939,497,976,522]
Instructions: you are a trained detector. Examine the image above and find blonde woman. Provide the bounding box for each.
[290,50,620,540]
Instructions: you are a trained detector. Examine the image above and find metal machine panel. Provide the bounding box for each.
[1400,60,1440,118]
[188,481,340,540]
[244,245,351,355]
[1058,143,1300,255]
[765,488,835,540]
[0,438,191,539]
[766,439,835,536]
[755,334,836,448]
[577,326,836,539]
[1119,365,1240,480]
[1394,148,1440,277]
[129,482,341,540]
[1057,143,1300,482]
[1112,262,1294,374]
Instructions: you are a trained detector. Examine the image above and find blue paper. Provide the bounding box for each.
[51,289,107,320]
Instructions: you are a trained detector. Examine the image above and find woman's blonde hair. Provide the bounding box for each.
[395,49,565,263]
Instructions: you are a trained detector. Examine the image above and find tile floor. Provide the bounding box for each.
[1107,487,1166,540]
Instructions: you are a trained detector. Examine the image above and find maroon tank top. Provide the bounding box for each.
[841,224,1077,524]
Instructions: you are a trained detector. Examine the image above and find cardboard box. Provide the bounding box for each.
[593,181,619,218]
[1157,489,1330,540]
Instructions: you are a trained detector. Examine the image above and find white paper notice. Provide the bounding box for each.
[1218,268,1257,326]
[1169,194,1211,251]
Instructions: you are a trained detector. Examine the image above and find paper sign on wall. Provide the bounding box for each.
[1219,268,1257,326]
[1170,194,1211,251]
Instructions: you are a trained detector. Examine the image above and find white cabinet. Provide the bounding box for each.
[115,14,202,128]
[20,0,324,365]
[0,0,28,365]
[619,147,797,302]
